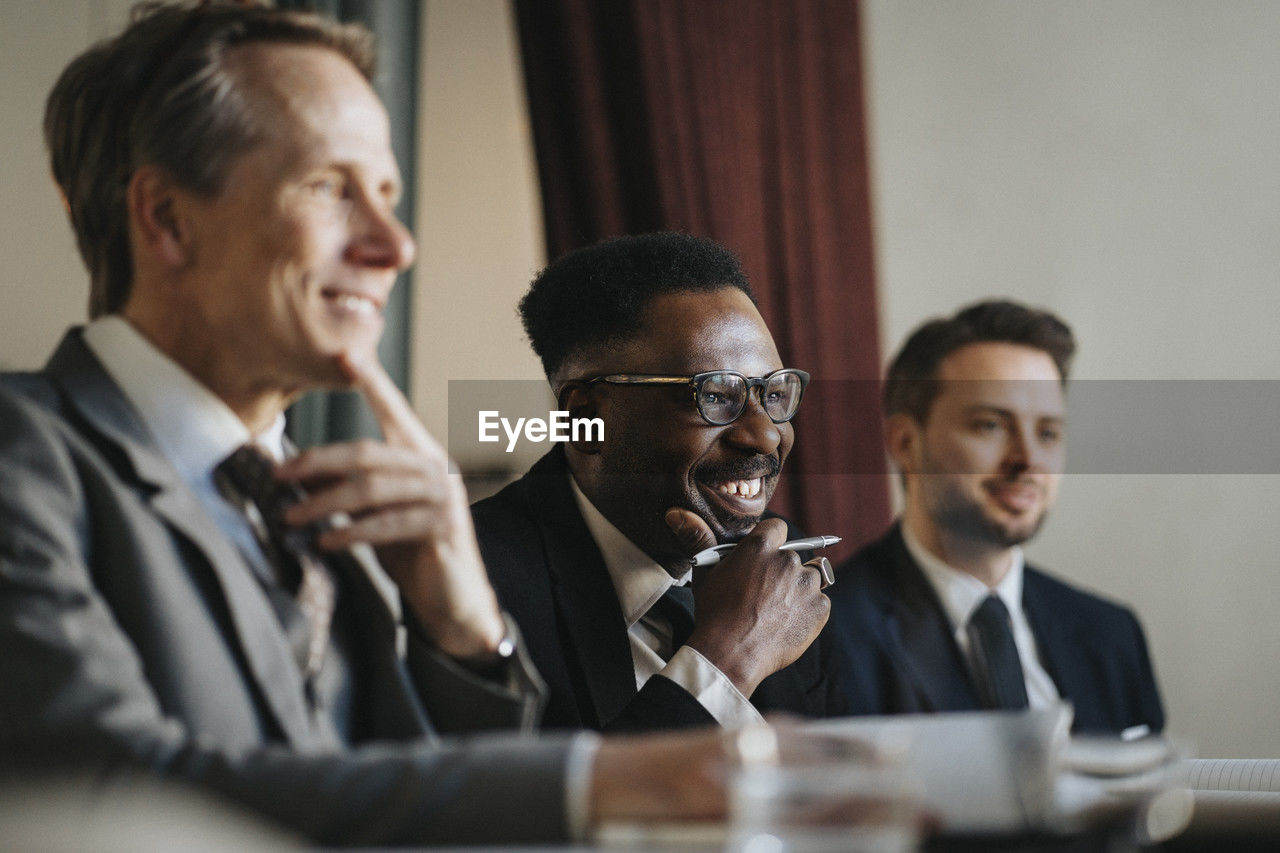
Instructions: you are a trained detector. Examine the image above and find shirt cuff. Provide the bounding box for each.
[659,645,766,727]
[565,731,602,841]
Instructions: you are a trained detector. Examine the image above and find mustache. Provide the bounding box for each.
[984,475,1046,494]
[695,454,782,483]
[987,473,1043,485]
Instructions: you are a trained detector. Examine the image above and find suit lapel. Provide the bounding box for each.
[520,452,639,728]
[1022,569,1080,712]
[45,333,316,746]
[872,527,984,712]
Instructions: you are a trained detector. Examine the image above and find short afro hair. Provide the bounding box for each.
[884,299,1076,423]
[519,232,754,380]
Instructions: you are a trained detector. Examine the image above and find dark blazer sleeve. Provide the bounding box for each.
[1025,568,1165,735]
[606,675,718,732]
[401,610,548,733]
[1119,607,1165,734]
[0,388,572,847]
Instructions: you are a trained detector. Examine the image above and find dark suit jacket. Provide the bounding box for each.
[826,524,1164,734]
[0,331,570,846]
[472,447,857,732]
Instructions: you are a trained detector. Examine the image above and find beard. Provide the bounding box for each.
[592,441,782,558]
[689,453,782,540]
[925,477,1050,549]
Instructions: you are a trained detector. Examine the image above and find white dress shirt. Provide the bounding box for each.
[569,476,765,727]
[901,522,1060,709]
[82,317,286,567]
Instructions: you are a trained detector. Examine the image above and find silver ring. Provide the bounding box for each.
[804,556,835,589]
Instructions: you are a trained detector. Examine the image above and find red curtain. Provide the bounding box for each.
[515,0,889,558]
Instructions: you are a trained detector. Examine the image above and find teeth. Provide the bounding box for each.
[715,478,762,498]
[336,294,377,317]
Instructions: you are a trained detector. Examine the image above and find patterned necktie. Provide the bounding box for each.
[214,444,335,690]
[967,594,1030,711]
[649,583,696,658]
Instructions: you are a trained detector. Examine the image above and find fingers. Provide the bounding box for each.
[693,518,797,592]
[314,505,458,551]
[340,351,436,452]
[283,467,453,529]
[714,517,790,565]
[803,555,836,589]
[274,434,467,550]
[279,356,465,541]
[276,439,437,483]
[665,507,718,556]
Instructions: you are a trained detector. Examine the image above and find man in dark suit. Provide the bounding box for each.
[473,233,847,732]
[827,301,1164,734]
[0,3,734,845]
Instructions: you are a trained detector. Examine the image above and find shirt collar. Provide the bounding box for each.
[81,316,287,488]
[901,520,1025,630]
[568,474,691,628]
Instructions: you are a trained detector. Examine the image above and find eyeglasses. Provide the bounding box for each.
[585,369,810,426]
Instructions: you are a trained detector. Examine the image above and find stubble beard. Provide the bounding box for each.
[927,477,1050,550]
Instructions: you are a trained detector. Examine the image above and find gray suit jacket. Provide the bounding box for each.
[0,330,569,846]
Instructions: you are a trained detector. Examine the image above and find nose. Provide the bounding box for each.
[1003,424,1045,475]
[998,435,1029,473]
[720,393,783,455]
[345,199,416,272]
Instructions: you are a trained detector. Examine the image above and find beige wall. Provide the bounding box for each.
[4,0,1279,758]
[0,0,133,368]
[414,0,547,481]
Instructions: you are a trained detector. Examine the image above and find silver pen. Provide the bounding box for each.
[690,535,842,568]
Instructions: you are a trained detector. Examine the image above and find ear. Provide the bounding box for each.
[885,412,922,475]
[558,381,603,455]
[126,165,191,269]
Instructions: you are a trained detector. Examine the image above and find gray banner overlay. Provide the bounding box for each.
[446,379,1280,475]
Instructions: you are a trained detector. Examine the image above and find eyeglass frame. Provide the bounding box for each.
[579,368,811,426]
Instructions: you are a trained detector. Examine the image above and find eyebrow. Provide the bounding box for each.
[963,405,1065,422]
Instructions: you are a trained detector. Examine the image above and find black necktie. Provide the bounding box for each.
[967,594,1030,711]
[649,583,696,658]
[214,445,334,689]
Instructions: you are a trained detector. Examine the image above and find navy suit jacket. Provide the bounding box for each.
[826,524,1164,734]
[472,447,856,732]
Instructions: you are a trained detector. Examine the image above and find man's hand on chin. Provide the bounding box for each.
[663,509,831,698]
[275,351,506,660]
